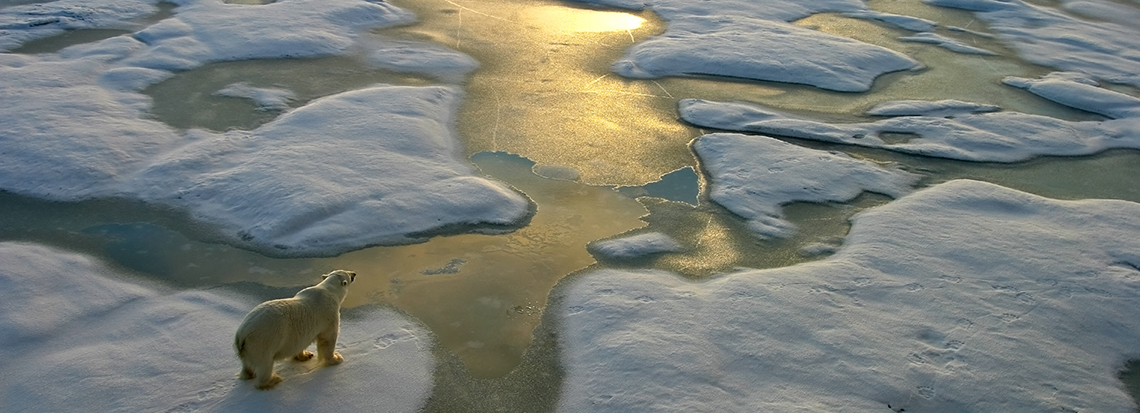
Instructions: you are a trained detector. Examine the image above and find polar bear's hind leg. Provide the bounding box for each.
[293,350,314,361]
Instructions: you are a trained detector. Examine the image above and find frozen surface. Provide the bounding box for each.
[693,133,920,239]
[124,0,414,70]
[570,0,918,92]
[128,85,532,255]
[610,16,919,92]
[844,11,938,31]
[0,0,529,256]
[363,39,480,84]
[0,242,435,412]
[1003,72,1140,119]
[0,0,159,51]
[898,32,997,55]
[214,82,295,110]
[866,99,1001,117]
[590,232,684,259]
[679,76,1140,162]
[928,0,1140,87]
[558,180,1140,412]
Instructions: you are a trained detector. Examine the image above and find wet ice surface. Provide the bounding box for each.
[0,242,435,412]
[559,180,1140,412]
[2,0,1140,411]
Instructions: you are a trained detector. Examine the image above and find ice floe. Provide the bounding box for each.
[571,0,919,92]
[610,15,919,92]
[1003,72,1140,119]
[0,0,158,51]
[898,32,997,55]
[0,242,435,412]
[128,85,532,256]
[693,133,920,239]
[928,0,1140,87]
[0,0,528,256]
[590,232,684,260]
[679,73,1140,162]
[213,82,295,110]
[558,180,1140,412]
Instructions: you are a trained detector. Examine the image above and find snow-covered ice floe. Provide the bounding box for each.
[0,0,530,256]
[928,0,1140,88]
[590,232,684,260]
[557,180,1140,412]
[571,0,919,92]
[0,242,435,412]
[128,85,533,256]
[693,133,920,239]
[680,72,1140,163]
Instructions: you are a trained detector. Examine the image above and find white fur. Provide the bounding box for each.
[234,269,356,389]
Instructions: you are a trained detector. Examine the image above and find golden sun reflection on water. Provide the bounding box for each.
[335,152,649,377]
[523,6,645,33]
[384,0,687,186]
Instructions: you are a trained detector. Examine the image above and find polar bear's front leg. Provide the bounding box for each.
[316,328,343,365]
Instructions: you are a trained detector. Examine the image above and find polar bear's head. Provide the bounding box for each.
[322,269,357,287]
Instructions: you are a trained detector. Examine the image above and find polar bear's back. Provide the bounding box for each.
[235,294,336,360]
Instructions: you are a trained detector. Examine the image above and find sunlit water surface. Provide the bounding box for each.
[2,0,1140,410]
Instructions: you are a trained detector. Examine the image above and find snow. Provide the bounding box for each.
[898,32,997,55]
[0,242,435,412]
[0,0,159,51]
[928,0,1140,87]
[213,82,295,110]
[679,78,1140,162]
[1003,72,1140,119]
[127,85,533,256]
[557,180,1140,412]
[844,11,938,32]
[866,99,1001,117]
[611,15,919,92]
[590,232,684,260]
[693,133,920,239]
[362,39,480,84]
[123,0,415,70]
[0,0,530,256]
[571,0,919,92]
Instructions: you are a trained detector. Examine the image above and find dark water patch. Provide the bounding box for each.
[1123,360,1140,412]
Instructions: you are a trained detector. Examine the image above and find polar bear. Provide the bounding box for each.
[234,269,357,389]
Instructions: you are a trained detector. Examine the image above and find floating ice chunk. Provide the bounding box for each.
[867,99,1001,117]
[557,180,1140,412]
[0,55,183,200]
[1003,72,1140,119]
[213,82,296,111]
[844,11,938,31]
[0,242,434,412]
[125,0,415,70]
[590,232,684,260]
[0,0,158,51]
[364,39,479,84]
[680,98,1140,162]
[127,85,533,256]
[611,16,919,92]
[693,133,920,239]
[899,32,997,55]
[568,0,866,21]
[1061,0,1140,27]
[929,0,1140,87]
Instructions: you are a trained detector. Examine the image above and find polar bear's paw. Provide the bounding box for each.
[324,352,344,366]
[293,350,314,362]
[256,374,283,390]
